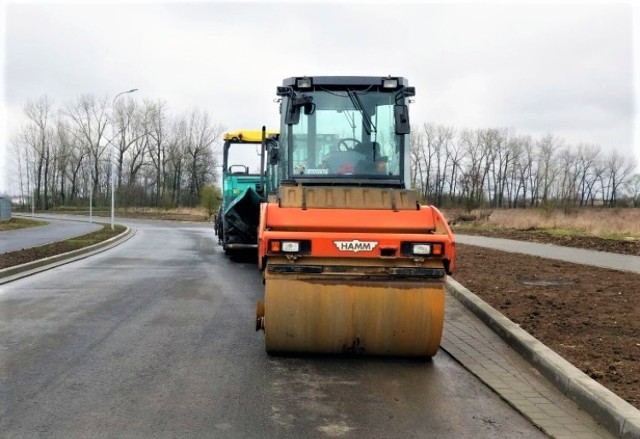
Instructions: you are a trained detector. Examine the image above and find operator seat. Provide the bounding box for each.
[323,150,366,174]
[354,141,380,161]
[354,141,387,174]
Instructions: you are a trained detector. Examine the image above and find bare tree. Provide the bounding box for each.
[445,129,466,205]
[485,128,514,208]
[625,174,640,207]
[504,134,524,207]
[118,102,152,206]
[410,132,424,192]
[556,147,577,206]
[10,132,30,208]
[458,128,490,209]
[64,94,110,203]
[146,100,169,207]
[574,144,600,206]
[166,116,188,206]
[536,134,563,206]
[62,122,88,205]
[605,150,637,206]
[113,98,148,190]
[23,96,56,209]
[182,109,224,207]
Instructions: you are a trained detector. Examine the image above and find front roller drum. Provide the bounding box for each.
[263,276,445,357]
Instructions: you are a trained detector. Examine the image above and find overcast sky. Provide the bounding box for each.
[1,0,638,194]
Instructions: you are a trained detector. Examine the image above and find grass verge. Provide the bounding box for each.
[446,208,640,239]
[0,224,126,270]
[0,217,48,231]
[15,207,211,222]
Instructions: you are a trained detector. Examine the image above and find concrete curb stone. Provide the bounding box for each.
[446,277,640,439]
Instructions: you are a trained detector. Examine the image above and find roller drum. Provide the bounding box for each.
[263,274,445,357]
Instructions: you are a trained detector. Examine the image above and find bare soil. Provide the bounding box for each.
[453,242,640,409]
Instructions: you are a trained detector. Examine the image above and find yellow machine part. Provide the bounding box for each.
[261,271,445,357]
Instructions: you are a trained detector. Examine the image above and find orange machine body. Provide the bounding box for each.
[256,192,456,357]
[258,202,456,271]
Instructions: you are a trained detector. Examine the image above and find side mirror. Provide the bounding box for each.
[255,183,264,195]
[303,102,315,115]
[285,105,301,125]
[394,104,410,134]
[268,145,280,165]
[285,95,314,125]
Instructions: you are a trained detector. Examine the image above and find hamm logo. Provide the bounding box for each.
[334,240,379,253]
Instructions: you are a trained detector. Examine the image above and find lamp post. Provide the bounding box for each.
[89,154,93,223]
[111,88,138,230]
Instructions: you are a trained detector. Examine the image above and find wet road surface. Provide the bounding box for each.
[0,221,547,438]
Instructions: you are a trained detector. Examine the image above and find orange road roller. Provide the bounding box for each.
[255,76,456,357]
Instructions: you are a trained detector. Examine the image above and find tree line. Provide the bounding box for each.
[411,124,640,209]
[11,95,224,210]
[9,96,640,211]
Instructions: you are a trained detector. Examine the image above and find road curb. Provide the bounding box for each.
[0,226,135,285]
[446,277,640,439]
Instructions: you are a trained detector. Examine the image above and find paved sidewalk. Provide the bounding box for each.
[456,234,640,274]
[442,289,613,438]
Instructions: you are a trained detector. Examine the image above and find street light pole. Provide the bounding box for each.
[89,154,93,223]
[111,88,138,230]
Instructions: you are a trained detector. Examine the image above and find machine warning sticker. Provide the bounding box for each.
[334,240,379,253]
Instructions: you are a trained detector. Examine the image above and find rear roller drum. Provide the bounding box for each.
[262,275,445,357]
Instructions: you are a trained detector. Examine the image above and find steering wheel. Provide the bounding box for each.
[337,138,362,151]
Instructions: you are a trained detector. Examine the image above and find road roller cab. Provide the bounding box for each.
[256,76,456,357]
[216,130,277,256]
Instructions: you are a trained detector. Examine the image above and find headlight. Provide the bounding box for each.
[401,241,444,257]
[296,77,312,89]
[281,241,300,252]
[268,239,311,254]
[412,244,432,255]
[382,78,399,89]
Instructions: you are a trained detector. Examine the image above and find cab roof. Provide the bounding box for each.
[224,130,278,143]
[281,76,409,90]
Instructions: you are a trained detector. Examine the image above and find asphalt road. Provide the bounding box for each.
[0,216,102,253]
[0,220,546,438]
[456,234,640,274]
